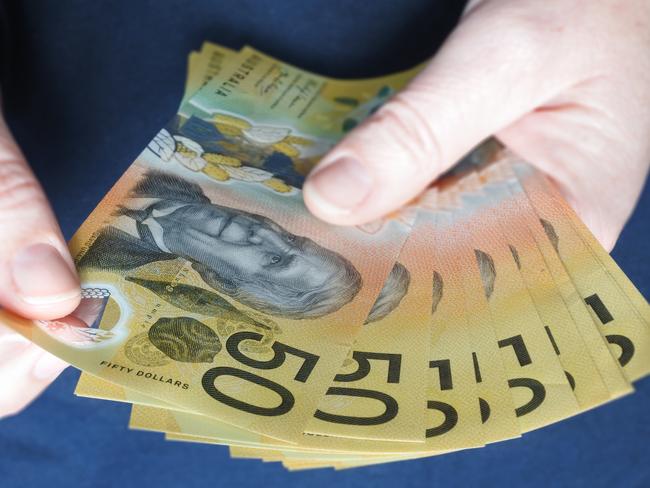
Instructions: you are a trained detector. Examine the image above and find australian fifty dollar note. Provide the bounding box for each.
[0,46,429,443]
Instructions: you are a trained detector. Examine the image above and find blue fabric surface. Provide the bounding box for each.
[1,1,648,487]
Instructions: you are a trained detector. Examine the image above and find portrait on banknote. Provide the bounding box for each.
[78,171,363,320]
[365,262,410,323]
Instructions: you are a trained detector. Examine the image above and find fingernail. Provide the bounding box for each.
[32,351,68,381]
[306,157,373,215]
[11,243,80,305]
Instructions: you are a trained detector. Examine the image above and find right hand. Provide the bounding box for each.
[304,0,650,251]
[0,112,81,419]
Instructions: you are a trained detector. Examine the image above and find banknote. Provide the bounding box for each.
[483,159,632,401]
[515,164,650,330]
[184,51,201,101]
[228,445,412,465]
[182,42,237,104]
[291,150,645,470]
[236,150,648,470]
[437,172,581,432]
[75,44,435,444]
[458,245,521,444]
[513,162,650,382]
[1,48,428,443]
[302,219,433,442]
[30,41,646,470]
[75,42,240,407]
[413,167,522,446]
[458,161,621,410]
[75,42,239,401]
[420,187,521,446]
[126,154,646,469]
[179,46,423,193]
[451,147,632,402]
[129,171,517,457]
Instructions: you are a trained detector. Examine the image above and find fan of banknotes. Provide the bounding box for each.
[2,42,648,471]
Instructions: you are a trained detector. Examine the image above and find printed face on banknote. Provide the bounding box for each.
[364,262,410,324]
[78,171,362,320]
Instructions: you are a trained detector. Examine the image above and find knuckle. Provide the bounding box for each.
[369,93,443,176]
[0,158,46,213]
[473,3,558,66]
[495,13,550,62]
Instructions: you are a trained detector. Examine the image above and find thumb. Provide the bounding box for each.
[304,0,579,225]
[0,116,80,320]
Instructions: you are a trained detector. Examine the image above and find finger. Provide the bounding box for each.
[0,325,68,419]
[304,0,583,225]
[0,117,80,319]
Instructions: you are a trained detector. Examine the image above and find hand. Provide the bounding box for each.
[0,113,81,419]
[304,0,650,251]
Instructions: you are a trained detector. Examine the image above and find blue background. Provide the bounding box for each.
[1,1,648,487]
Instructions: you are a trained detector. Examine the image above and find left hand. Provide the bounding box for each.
[0,323,69,419]
[0,112,80,419]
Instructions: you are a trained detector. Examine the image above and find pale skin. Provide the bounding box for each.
[1,0,649,418]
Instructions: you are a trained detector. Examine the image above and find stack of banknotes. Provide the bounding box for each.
[2,42,648,471]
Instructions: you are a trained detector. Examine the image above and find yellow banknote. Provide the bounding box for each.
[182,45,423,190]
[412,175,522,447]
[229,446,284,461]
[75,372,183,409]
[164,432,292,457]
[129,404,286,449]
[435,173,581,432]
[198,42,238,85]
[182,42,238,104]
[468,162,622,410]
[515,163,650,329]
[184,51,202,102]
[75,46,434,447]
[451,145,630,402]
[302,212,434,442]
[128,189,502,456]
[429,193,521,445]
[62,43,646,471]
[513,162,650,382]
[490,159,631,401]
[2,51,424,444]
[129,403,409,454]
[128,208,493,457]
[76,42,239,399]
